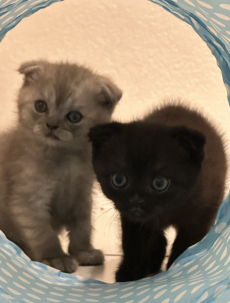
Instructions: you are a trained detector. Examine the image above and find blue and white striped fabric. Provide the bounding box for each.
[150,0,230,106]
[0,0,62,43]
[0,196,229,302]
[1,0,230,302]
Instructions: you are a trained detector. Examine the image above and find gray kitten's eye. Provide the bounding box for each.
[35,100,47,113]
[67,111,82,123]
[151,177,170,192]
[111,174,127,188]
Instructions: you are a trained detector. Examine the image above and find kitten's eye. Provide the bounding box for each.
[67,111,82,123]
[151,177,170,192]
[111,174,127,188]
[35,100,48,113]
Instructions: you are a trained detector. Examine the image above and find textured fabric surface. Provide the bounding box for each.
[0,197,229,302]
[0,0,62,42]
[150,0,230,106]
[1,0,230,302]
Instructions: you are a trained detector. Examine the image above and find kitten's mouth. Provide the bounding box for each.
[46,132,60,140]
[129,207,144,218]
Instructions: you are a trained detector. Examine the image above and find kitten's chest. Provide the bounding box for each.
[50,158,94,220]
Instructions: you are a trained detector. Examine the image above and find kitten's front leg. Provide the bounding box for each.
[67,194,104,266]
[116,216,166,282]
[68,222,104,266]
[167,212,215,269]
[10,198,77,273]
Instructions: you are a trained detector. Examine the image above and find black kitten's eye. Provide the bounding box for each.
[151,177,170,192]
[111,174,127,188]
[67,111,82,123]
[35,100,48,113]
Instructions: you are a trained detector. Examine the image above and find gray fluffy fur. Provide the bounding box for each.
[0,60,122,273]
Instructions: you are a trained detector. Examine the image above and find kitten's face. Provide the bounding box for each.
[89,122,205,222]
[17,61,122,145]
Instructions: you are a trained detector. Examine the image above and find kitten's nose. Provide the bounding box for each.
[46,123,59,131]
[130,194,145,207]
[46,116,59,131]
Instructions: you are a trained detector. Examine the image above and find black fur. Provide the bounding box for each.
[89,106,226,282]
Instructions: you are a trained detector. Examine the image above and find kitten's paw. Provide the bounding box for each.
[76,249,104,266]
[147,269,162,277]
[115,265,147,282]
[43,255,78,273]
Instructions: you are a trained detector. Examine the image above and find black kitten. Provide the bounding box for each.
[89,104,227,282]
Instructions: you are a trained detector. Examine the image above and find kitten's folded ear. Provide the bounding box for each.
[97,76,122,109]
[18,60,45,83]
[172,127,206,162]
[89,122,122,151]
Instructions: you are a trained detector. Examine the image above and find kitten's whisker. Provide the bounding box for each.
[109,209,119,234]
[97,207,114,220]
[93,200,114,209]
[105,209,117,232]
[99,201,114,208]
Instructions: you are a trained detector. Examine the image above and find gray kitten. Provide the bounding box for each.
[0,60,122,273]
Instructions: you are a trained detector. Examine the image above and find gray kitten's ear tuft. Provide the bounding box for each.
[89,122,122,151]
[98,77,122,109]
[18,61,44,82]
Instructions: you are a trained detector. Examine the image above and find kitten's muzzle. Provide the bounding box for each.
[130,195,145,207]
[129,206,145,219]
[46,123,59,131]
[128,195,145,218]
[45,123,60,140]
[46,131,60,140]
